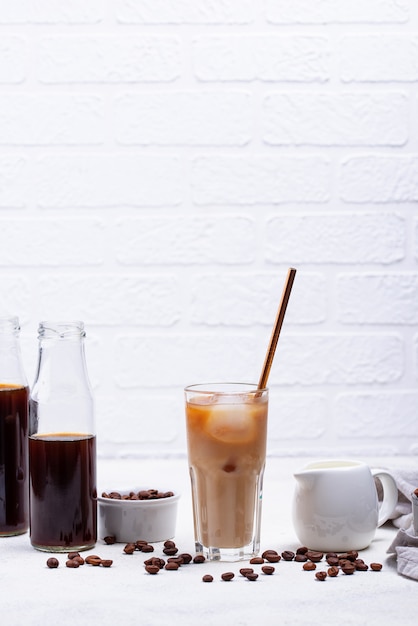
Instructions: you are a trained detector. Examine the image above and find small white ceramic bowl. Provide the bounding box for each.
[98,489,180,544]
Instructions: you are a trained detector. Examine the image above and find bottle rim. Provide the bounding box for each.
[0,315,20,334]
[38,321,86,339]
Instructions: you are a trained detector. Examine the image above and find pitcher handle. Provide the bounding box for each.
[371,469,398,527]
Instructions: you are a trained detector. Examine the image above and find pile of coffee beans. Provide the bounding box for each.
[46,551,113,569]
[101,489,174,500]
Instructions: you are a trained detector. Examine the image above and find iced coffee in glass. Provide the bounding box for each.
[185,383,268,561]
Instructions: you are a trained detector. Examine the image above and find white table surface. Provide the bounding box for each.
[1,456,416,626]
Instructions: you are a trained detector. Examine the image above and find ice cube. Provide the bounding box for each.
[205,403,255,443]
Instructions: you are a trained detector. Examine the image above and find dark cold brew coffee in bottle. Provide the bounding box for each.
[0,316,29,536]
[29,321,97,552]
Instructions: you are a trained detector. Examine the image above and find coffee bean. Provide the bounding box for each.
[163,546,178,556]
[355,560,368,571]
[168,556,183,566]
[341,563,355,575]
[303,561,316,571]
[327,566,339,577]
[144,557,165,569]
[281,550,295,561]
[66,559,80,568]
[100,559,113,568]
[326,556,339,566]
[315,571,327,581]
[178,553,193,564]
[295,554,308,562]
[370,563,382,571]
[73,556,85,566]
[202,574,213,582]
[46,557,59,569]
[296,546,309,555]
[165,561,179,571]
[104,535,116,545]
[264,553,281,563]
[262,549,279,558]
[164,540,176,549]
[240,567,254,576]
[67,552,80,560]
[135,540,149,549]
[85,555,102,566]
[141,544,154,553]
[249,557,264,564]
[193,555,206,564]
[306,551,323,563]
[124,543,136,555]
[261,565,275,575]
[245,572,258,581]
[239,567,254,576]
[145,564,160,575]
[221,572,235,581]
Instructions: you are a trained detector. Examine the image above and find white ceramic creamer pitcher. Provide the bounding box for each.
[292,460,398,552]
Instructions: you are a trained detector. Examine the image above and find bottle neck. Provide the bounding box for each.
[0,316,27,386]
[34,322,91,387]
[30,321,94,436]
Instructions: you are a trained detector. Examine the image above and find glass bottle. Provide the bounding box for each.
[0,316,29,536]
[29,321,97,552]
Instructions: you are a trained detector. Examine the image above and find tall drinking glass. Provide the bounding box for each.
[185,383,268,561]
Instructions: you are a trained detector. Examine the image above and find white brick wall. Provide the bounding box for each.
[0,0,417,458]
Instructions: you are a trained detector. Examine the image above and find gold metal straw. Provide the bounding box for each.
[257,267,297,390]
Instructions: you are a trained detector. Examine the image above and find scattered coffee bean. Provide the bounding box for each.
[165,561,179,571]
[193,555,206,564]
[327,566,339,577]
[163,546,178,556]
[295,554,308,562]
[85,555,102,566]
[144,557,165,569]
[124,543,136,555]
[281,550,295,561]
[135,540,149,550]
[141,544,154,553]
[306,551,324,563]
[168,556,183,566]
[46,557,59,569]
[262,549,277,558]
[100,559,113,568]
[240,567,254,577]
[104,535,116,545]
[202,574,213,582]
[265,553,280,563]
[246,572,258,581]
[145,564,160,575]
[73,556,85,566]
[315,571,327,581]
[249,557,264,564]
[303,561,316,571]
[221,572,235,581]
[296,546,309,555]
[326,556,339,566]
[370,563,382,571]
[67,552,80,560]
[341,563,355,575]
[179,553,193,564]
[261,565,275,575]
[355,560,369,571]
[66,559,80,568]
[164,540,176,549]
[102,489,174,501]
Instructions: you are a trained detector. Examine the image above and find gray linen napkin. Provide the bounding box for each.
[385,469,418,580]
